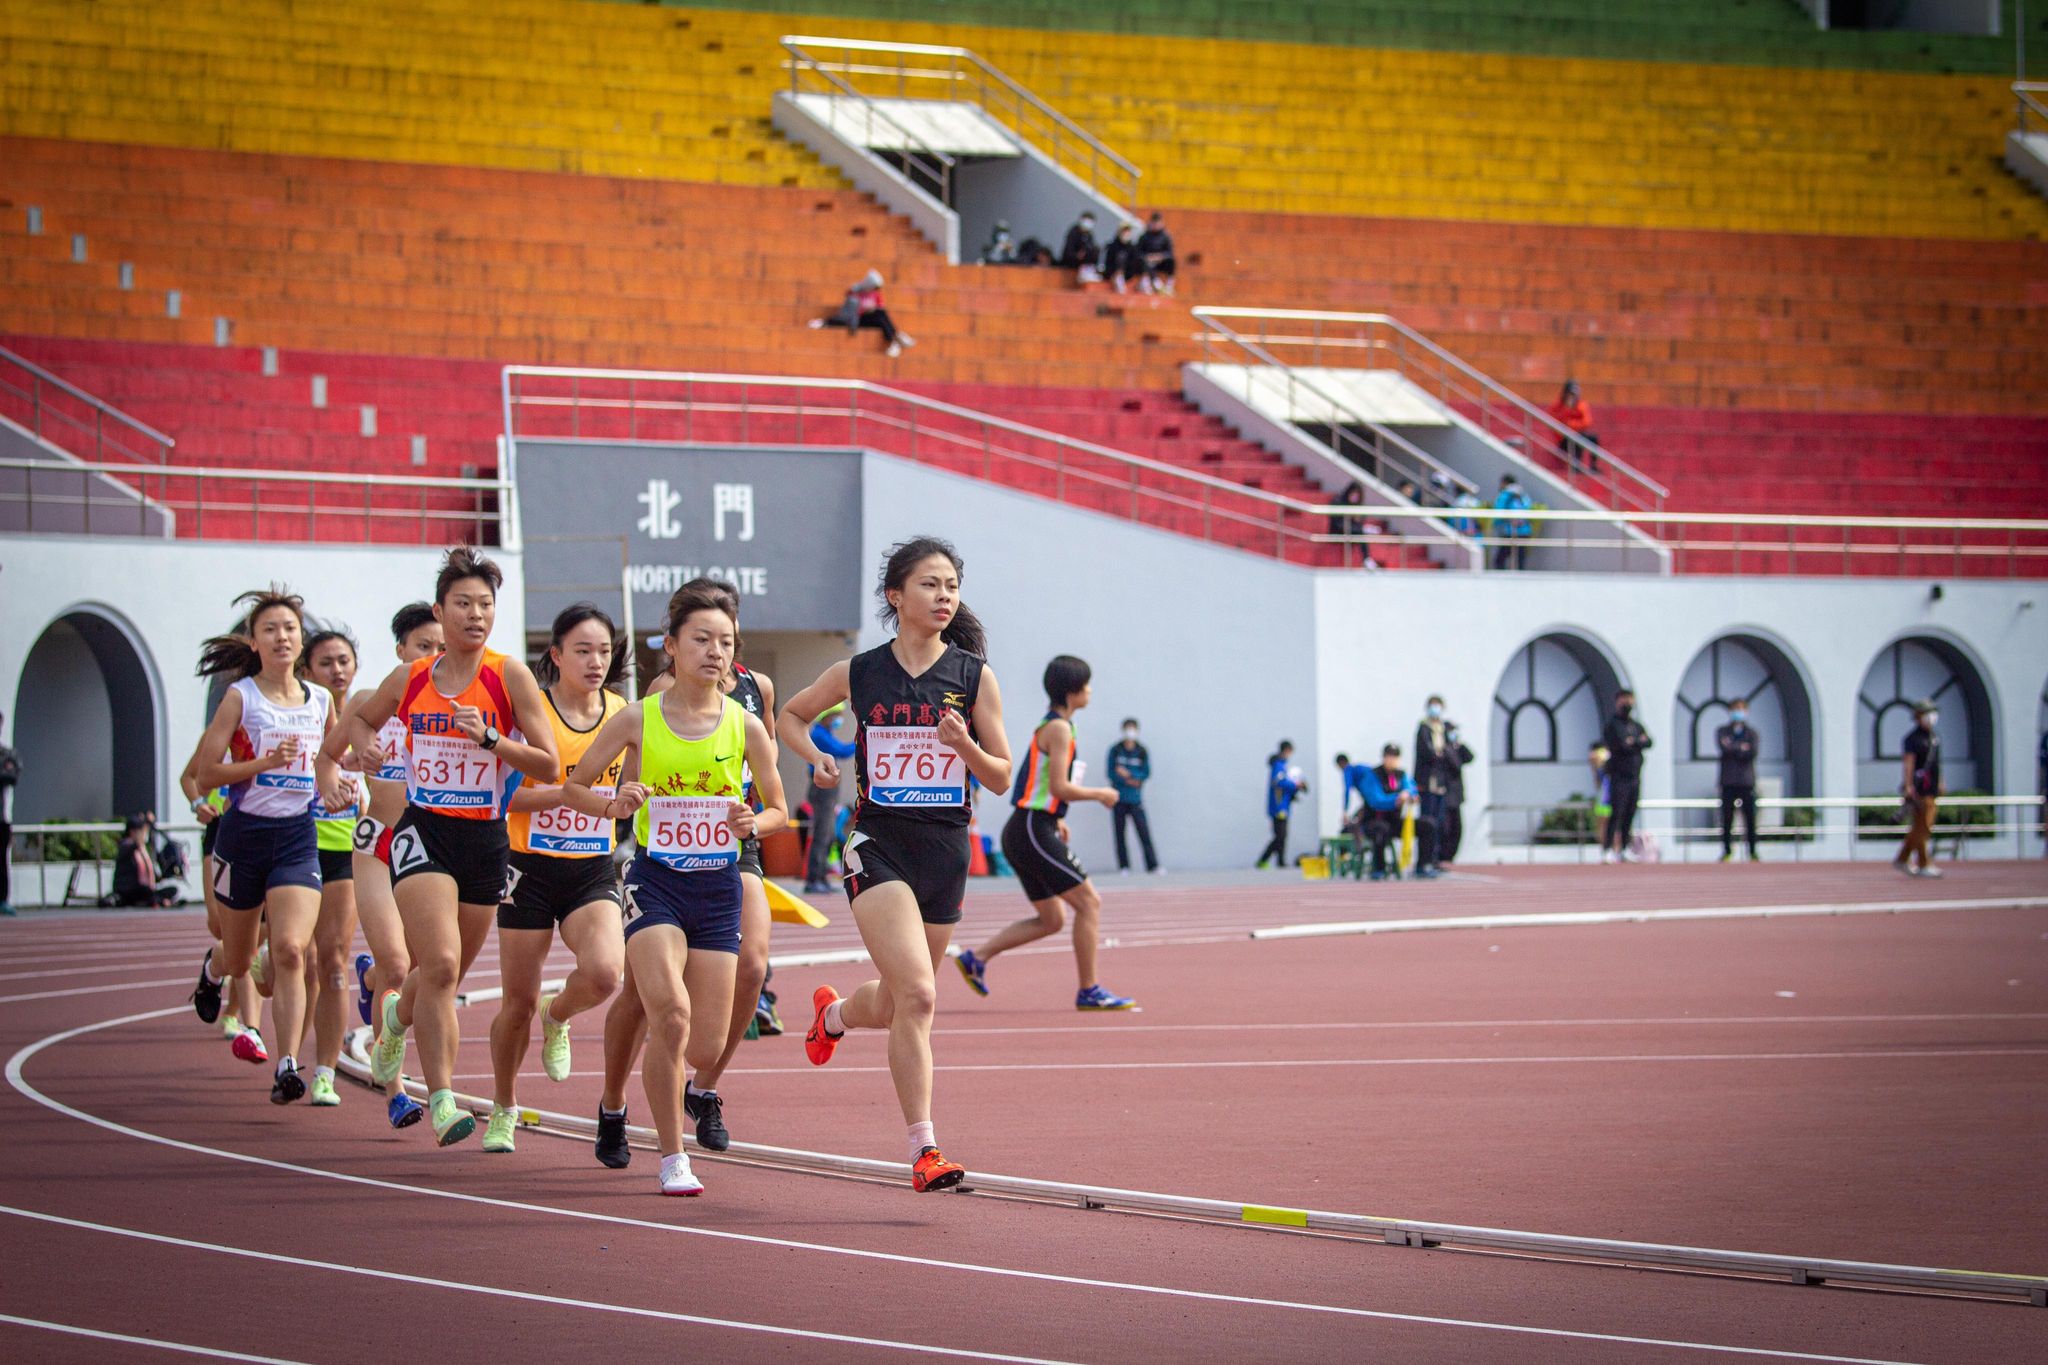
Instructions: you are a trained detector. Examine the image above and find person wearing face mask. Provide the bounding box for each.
[1107,717,1160,875]
[1412,696,1456,877]
[1715,702,1761,863]
[1599,688,1652,864]
[1895,699,1944,878]
[1062,212,1103,284]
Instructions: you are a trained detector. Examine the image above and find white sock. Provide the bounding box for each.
[687,1083,714,1099]
[822,999,845,1036]
[601,1103,626,1119]
[908,1121,936,1161]
[314,1065,335,1083]
[204,957,223,986]
[276,1055,296,1077]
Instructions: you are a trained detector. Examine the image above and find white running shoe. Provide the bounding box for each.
[659,1151,704,1197]
[1601,849,1619,865]
[1915,864,1943,879]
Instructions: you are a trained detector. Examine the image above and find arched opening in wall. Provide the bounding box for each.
[1489,631,1625,843]
[1856,637,1994,795]
[11,609,161,823]
[1670,635,1816,837]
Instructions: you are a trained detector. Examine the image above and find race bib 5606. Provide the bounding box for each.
[645,796,739,871]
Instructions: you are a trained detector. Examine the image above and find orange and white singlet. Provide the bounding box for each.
[395,649,523,819]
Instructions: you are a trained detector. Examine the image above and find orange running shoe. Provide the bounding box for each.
[804,985,842,1066]
[911,1146,965,1193]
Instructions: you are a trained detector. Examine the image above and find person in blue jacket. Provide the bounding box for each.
[1491,473,1533,571]
[1255,741,1307,869]
[1107,717,1160,874]
[801,703,859,893]
[1355,743,1436,880]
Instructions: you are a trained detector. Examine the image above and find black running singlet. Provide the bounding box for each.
[848,642,983,829]
[725,664,766,721]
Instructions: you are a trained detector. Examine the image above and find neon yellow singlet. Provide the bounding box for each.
[634,696,747,871]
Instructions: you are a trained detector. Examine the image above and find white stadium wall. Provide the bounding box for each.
[1,535,526,823]
[1312,571,2046,859]
[858,453,1321,876]
[9,452,2044,872]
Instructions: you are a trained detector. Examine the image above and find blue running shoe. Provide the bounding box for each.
[354,953,375,1028]
[954,949,989,998]
[388,1092,424,1129]
[1076,984,1137,1011]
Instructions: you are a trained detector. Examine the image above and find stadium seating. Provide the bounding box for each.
[2,1,2042,568]
[660,1,2021,72]
[2,0,2037,239]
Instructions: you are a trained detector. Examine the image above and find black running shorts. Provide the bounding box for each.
[1001,808,1087,903]
[317,848,355,885]
[498,850,622,930]
[841,812,969,925]
[389,807,510,907]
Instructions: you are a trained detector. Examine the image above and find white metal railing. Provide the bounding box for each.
[782,35,1141,212]
[2017,81,2048,137]
[0,345,173,465]
[1192,307,1669,516]
[5,820,206,908]
[499,366,2048,577]
[1481,794,2045,862]
[0,455,510,545]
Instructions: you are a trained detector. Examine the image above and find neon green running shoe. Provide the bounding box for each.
[482,1105,517,1153]
[251,941,270,991]
[430,1089,475,1148]
[370,991,407,1087]
[309,1073,341,1107]
[220,1010,243,1040]
[539,992,571,1083]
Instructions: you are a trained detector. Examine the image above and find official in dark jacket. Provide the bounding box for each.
[1107,718,1159,873]
[1715,703,1760,862]
[1599,689,1652,862]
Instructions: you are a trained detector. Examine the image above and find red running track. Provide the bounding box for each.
[2,861,2045,1363]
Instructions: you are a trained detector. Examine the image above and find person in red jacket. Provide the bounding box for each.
[809,269,917,358]
[1545,379,1601,475]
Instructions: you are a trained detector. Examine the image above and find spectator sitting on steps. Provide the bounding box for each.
[1135,212,1177,296]
[1062,212,1103,284]
[980,222,1019,265]
[809,269,917,358]
[1545,379,1601,475]
[1104,223,1140,295]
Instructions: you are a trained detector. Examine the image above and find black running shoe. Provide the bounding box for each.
[595,1106,631,1169]
[191,949,223,1024]
[269,1067,306,1105]
[685,1088,730,1152]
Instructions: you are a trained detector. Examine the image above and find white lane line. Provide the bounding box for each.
[0,959,202,983]
[0,946,215,968]
[4,1007,1929,1365]
[0,1311,310,1363]
[455,1046,2048,1082]
[1255,897,2048,941]
[0,978,188,1005]
[914,1013,2048,1039]
[0,1206,1076,1365]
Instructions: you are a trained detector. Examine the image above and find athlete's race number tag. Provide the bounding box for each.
[528,786,615,856]
[375,719,410,782]
[253,726,322,792]
[408,732,497,811]
[645,796,739,871]
[865,727,966,807]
